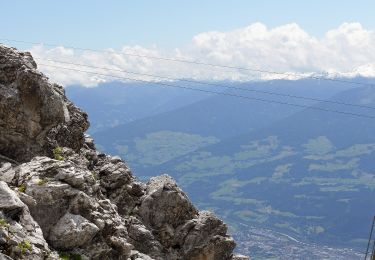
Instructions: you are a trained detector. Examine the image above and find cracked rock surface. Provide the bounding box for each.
[0,45,249,259]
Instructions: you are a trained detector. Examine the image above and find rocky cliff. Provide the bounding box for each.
[0,45,248,260]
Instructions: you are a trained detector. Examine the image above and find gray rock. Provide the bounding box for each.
[25,180,78,235]
[84,134,95,150]
[0,253,13,260]
[139,175,198,230]
[0,181,58,259]
[0,44,89,162]
[12,156,132,259]
[98,156,133,190]
[232,254,250,260]
[175,211,236,260]
[49,213,99,249]
[129,250,155,260]
[127,218,164,259]
[0,181,24,218]
[0,162,15,183]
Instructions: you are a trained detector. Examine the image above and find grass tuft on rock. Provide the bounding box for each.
[53,146,65,161]
[59,251,82,260]
[18,240,32,254]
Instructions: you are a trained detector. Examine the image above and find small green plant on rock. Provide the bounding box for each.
[18,240,32,255]
[59,253,69,260]
[0,218,8,227]
[53,146,65,161]
[59,252,82,260]
[37,178,47,186]
[91,171,98,181]
[0,218,11,236]
[18,184,26,193]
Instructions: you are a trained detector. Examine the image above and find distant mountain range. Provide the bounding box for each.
[66,78,375,258]
[67,81,215,133]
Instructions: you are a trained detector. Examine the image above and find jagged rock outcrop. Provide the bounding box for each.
[0,181,59,259]
[0,45,88,162]
[0,45,249,259]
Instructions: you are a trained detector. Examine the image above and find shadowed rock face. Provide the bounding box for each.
[0,45,248,260]
[0,45,88,162]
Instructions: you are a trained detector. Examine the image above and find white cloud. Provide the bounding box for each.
[27,22,375,87]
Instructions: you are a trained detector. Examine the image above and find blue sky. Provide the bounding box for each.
[2,1,375,86]
[1,0,375,49]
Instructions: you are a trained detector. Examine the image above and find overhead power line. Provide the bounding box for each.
[37,62,375,119]
[1,38,374,88]
[36,58,375,111]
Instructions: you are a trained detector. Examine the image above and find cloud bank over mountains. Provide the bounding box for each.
[29,22,375,86]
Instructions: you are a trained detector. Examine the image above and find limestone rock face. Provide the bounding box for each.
[0,45,88,162]
[0,45,249,260]
[0,181,58,259]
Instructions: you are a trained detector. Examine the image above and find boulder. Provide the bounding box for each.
[49,213,99,249]
[175,211,236,260]
[139,175,198,230]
